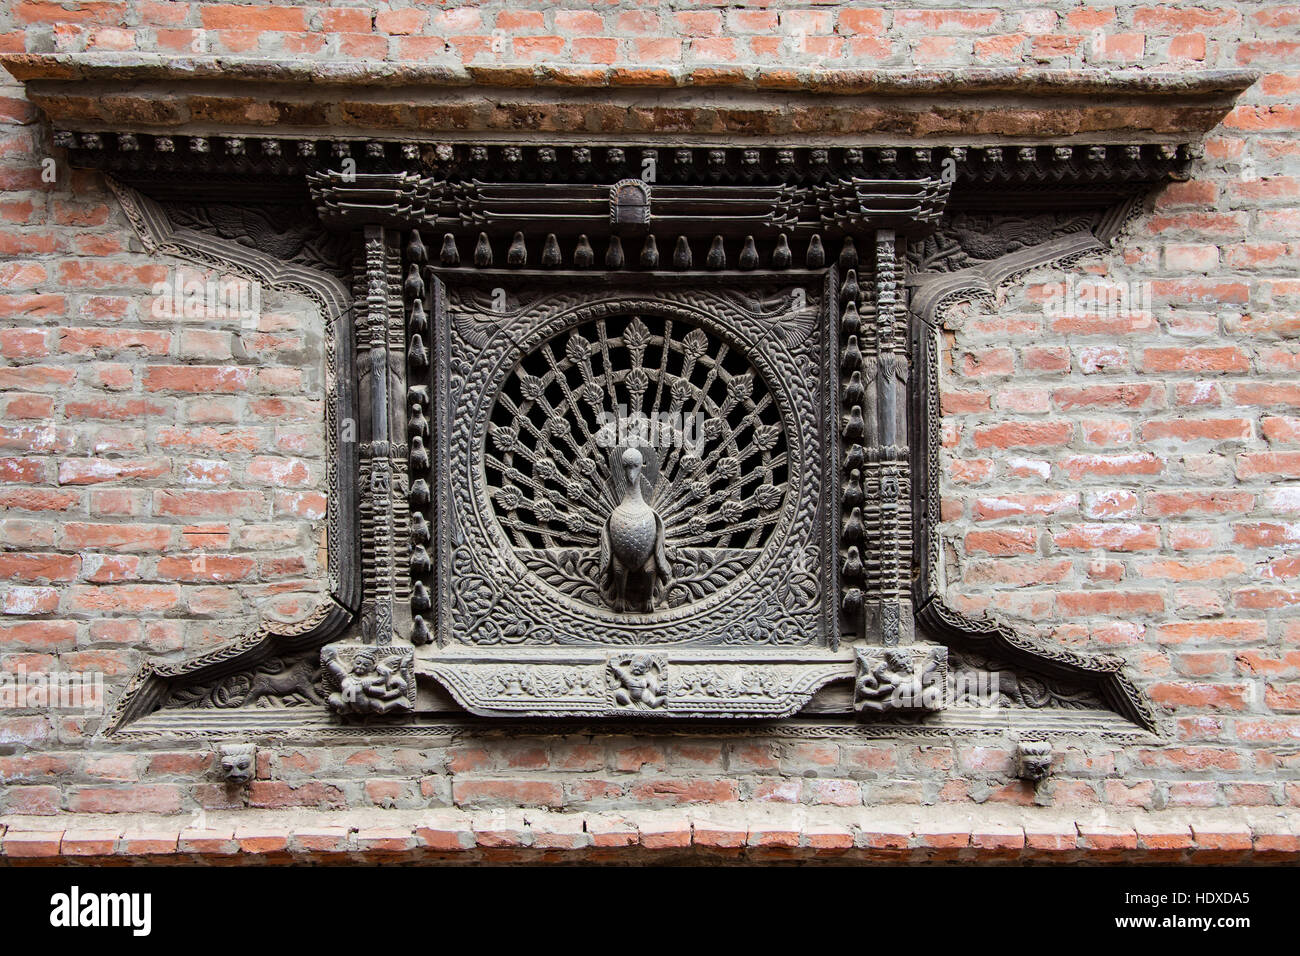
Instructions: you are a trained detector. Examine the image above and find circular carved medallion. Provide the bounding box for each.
[483,313,791,611]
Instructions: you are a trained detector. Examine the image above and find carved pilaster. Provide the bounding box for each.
[870,229,914,645]
[325,224,414,715]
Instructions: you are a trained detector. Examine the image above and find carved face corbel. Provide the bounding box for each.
[217,743,257,785]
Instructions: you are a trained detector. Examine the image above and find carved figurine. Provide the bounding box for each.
[323,645,412,715]
[607,654,667,708]
[854,647,943,714]
[217,743,256,784]
[1016,740,1053,783]
[599,446,671,612]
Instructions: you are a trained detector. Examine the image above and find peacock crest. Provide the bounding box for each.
[485,313,791,611]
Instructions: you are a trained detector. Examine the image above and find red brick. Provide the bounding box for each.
[973,421,1072,449]
[0,553,80,583]
[143,366,253,393]
[1053,523,1160,551]
[1056,591,1165,616]
[68,785,182,814]
[198,5,306,31]
[453,780,564,809]
[1142,419,1252,442]
[2,830,64,857]
[1055,383,1163,410]
[1143,347,1251,373]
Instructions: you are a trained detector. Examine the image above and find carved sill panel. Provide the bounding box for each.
[421,650,851,719]
[50,125,1228,737]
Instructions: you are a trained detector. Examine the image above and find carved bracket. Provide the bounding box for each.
[217,743,257,784]
[1016,739,1053,783]
[321,641,416,716]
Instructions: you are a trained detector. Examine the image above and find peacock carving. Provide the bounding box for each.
[485,313,790,613]
[599,445,672,611]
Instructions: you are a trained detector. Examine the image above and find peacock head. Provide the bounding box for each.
[621,446,644,486]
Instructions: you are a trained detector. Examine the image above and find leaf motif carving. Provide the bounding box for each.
[682,328,709,358]
[727,373,753,402]
[623,315,651,354]
[519,374,545,402]
[566,333,590,365]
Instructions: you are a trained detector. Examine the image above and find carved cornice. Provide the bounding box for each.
[306,170,951,241]
[60,134,1200,195]
[3,54,1255,143]
[112,706,1157,742]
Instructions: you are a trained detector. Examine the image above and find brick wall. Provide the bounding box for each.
[0,3,1297,838]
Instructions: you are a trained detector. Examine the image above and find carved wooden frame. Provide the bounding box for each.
[71,136,1207,736]
[103,182,359,732]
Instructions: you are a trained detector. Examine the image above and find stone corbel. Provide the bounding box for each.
[217,743,257,784]
[1016,739,1054,783]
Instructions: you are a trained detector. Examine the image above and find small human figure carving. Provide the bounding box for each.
[854,649,940,714]
[607,654,667,708]
[599,446,671,612]
[323,646,411,715]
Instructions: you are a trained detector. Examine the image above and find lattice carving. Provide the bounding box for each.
[432,286,834,649]
[482,313,791,615]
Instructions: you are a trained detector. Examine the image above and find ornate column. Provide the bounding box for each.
[321,224,416,716]
[837,224,943,715]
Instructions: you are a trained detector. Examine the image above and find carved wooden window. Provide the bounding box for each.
[78,138,1196,735]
